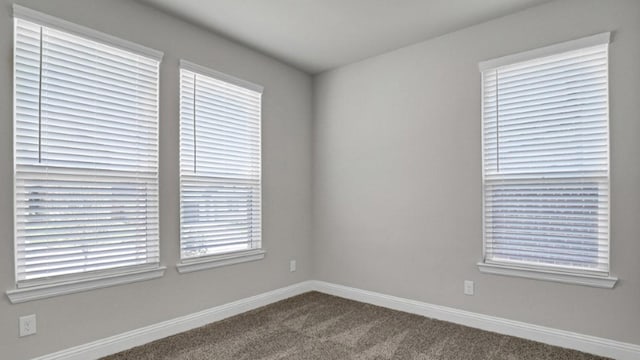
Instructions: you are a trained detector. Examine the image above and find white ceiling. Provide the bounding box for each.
[140,0,552,74]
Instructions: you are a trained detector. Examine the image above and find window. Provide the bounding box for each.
[10,6,164,302]
[178,61,263,272]
[478,33,617,288]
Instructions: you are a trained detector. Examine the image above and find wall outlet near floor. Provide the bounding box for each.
[19,314,36,337]
[464,280,474,296]
[290,260,296,272]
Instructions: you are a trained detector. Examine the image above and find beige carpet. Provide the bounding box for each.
[102,292,607,360]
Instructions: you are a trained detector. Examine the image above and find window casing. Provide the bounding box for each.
[479,33,614,284]
[179,61,263,263]
[13,7,162,290]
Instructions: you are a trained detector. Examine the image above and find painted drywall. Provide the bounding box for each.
[313,0,640,345]
[0,1,313,359]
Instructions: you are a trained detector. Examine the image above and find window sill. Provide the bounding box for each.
[477,262,617,289]
[6,265,166,304]
[177,249,266,274]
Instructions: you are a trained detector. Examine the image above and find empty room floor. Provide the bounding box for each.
[102,292,607,360]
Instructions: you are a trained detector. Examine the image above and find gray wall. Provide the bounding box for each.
[313,0,640,345]
[3,0,640,358]
[0,1,313,359]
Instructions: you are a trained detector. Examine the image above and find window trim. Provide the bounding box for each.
[180,60,264,93]
[478,33,616,288]
[12,4,163,61]
[176,249,266,274]
[9,7,165,301]
[477,262,617,288]
[478,32,610,72]
[6,265,166,304]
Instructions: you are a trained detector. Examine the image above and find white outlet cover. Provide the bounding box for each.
[290,260,296,272]
[464,280,474,296]
[19,314,36,337]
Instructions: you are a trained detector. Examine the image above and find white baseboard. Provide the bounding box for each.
[311,280,640,360]
[32,280,640,360]
[32,281,314,360]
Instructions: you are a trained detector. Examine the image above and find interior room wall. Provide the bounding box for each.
[313,0,640,345]
[0,1,313,359]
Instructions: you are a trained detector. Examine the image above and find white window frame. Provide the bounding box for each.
[477,33,617,289]
[7,5,166,304]
[177,60,265,274]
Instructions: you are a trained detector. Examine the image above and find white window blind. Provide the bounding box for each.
[481,34,610,274]
[13,15,161,286]
[179,61,262,259]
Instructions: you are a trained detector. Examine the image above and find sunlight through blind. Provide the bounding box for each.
[179,61,262,259]
[14,16,161,285]
[481,35,610,273]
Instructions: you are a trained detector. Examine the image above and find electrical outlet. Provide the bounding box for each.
[464,280,474,296]
[289,260,296,272]
[19,314,36,337]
